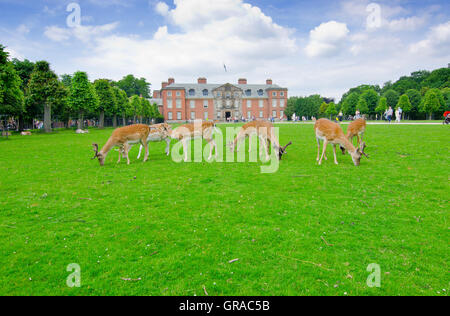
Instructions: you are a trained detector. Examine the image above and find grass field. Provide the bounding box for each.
[0,124,448,296]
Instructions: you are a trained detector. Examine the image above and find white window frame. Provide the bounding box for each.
[247,100,252,108]
[203,100,209,108]
[168,112,173,120]
[272,111,277,118]
[176,99,182,109]
[280,110,284,118]
[272,92,277,97]
[280,92,285,97]
[272,99,277,107]
[190,100,195,109]
[247,112,252,119]
[167,99,173,109]
[204,112,208,120]
[176,91,181,97]
[280,99,285,108]
[191,112,195,120]
[177,112,182,120]
[167,91,172,97]
[259,100,264,108]
[259,111,264,118]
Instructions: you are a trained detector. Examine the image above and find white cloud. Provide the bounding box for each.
[410,21,450,56]
[305,21,349,57]
[44,23,119,43]
[155,1,169,16]
[5,47,23,60]
[388,16,426,31]
[16,24,30,35]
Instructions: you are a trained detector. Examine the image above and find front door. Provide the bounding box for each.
[225,112,232,121]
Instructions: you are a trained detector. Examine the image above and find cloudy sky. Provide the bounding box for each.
[0,0,449,100]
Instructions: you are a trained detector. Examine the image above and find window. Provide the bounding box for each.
[203,89,209,96]
[177,112,182,120]
[272,92,277,97]
[280,99,285,108]
[258,89,264,96]
[226,100,231,107]
[167,99,173,109]
[191,112,195,120]
[176,99,182,109]
[204,112,208,120]
[189,89,195,96]
[259,100,264,108]
[190,100,195,109]
[272,99,277,107]
[245,89,252,97]
[226,92,231,98]
[168,91,172,97]
[235,112,240,118]
[203,100,209,108]
[247,100,252,108]
[280,111,284,118]
[259,111,264,118]
[217,92,221,97]
[176,91,181,97]
[247,112,252,119]
[235,92,240,97]
[168,112,173,120]
[272,111,277,118]
[280,92,285,97]
[217,112,221,119]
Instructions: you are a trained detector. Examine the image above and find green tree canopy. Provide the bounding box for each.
[0,45,24,118]
[114,75,151,98]
[94,79,117,129]
[397,94,412,115]
[129,95,142,122]
[356,95,369,114]
[27,61,66,132]
[375,97,388,114]
[360,89,379,115]
[382,89,400,109]
[342,92,359,115]
[68,71,98,129]
[319,101,329,116]
[420,89,444,119]
[325,102,337,118]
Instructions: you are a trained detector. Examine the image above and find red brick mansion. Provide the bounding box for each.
[152,78,288,122]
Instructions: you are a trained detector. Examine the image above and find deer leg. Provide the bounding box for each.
[122,143,131,165]
[333,144,339,165]
[117,147,122,164]
[142,140,149,163]
[165,138,171,156]
[137,144,143,160]
[318,140,328,165]
[316,138,321,161]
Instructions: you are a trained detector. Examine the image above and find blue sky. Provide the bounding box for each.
[1,0,449,99]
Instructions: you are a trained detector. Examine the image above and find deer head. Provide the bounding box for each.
[358,142,369,158]
[279,141,292,160]
[92,143,105,166]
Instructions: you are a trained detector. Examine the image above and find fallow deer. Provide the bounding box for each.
[170,121,219,162]
[315,119,368,166]
[117,123,172,162]
[92,124,151,166]
[340,118,367,155]
[229,121,292,161]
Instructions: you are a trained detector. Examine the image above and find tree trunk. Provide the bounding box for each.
[78,112,84,130]
[18,115,25,132]
[133,116,136,124]
[122,115,126,126]
[99,111,105,129]
[44,104,52,133]
[113,114,117,128]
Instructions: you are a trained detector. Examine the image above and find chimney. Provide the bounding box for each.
[238,78,247,85]
[162,82,168,89]
[198,77,207,84]
[153,90,160,99]
[266,79,273,85]
[168,78,175,85]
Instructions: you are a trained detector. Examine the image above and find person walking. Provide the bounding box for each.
[386,106,393,123]
[395,108,401,123]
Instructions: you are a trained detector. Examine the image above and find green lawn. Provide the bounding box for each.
[0,124,448,296]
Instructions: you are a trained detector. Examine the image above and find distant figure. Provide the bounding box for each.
[338,111,343,122]
[395,108,401,123]
[386,107,393,123]
[355,110,361,120]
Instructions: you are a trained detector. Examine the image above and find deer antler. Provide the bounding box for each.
[92,143,99,160]
[281,141,292,152]
[360,142,369,158]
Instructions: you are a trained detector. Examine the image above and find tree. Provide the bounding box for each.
[405,89,422,118]
[325,102,337,119]
[319,101,329,117]
[342,92,359,115]
[129,95,142,123]
[60,74,73,88]
[442,87,450,111]
[115,75,151,98]
[12,58,35,130]
[391,77,420,95]
[113,87,129,126]
[420,89,444,120]
[0,45,24,123]
[94,79,117,129]
[375,97,387,118]
[397,94,412,119]
[356,95,369,114]
[68,72,98,129]
[360,89,379,115]
[382,89,400,109]
[27,61,66,133]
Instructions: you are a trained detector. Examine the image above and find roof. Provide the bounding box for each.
[162,83,287,99]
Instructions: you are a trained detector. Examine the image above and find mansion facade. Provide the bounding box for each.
[152,78,288,122]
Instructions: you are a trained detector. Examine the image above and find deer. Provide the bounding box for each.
[229,121,292,161]
[92,124,151,166]
[340,118,367,155]
[315,119,368,166]
[117,123,172,162]
[170,121,219,162]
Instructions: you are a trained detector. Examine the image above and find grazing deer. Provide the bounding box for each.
[117,123,172,162]
[229,121,292,160]
[315,119,368,166]
[21,131,32,136]
[170,121,219,162]
[76,129,89,134]
[92,124,151,166]
[340,118,367,155]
